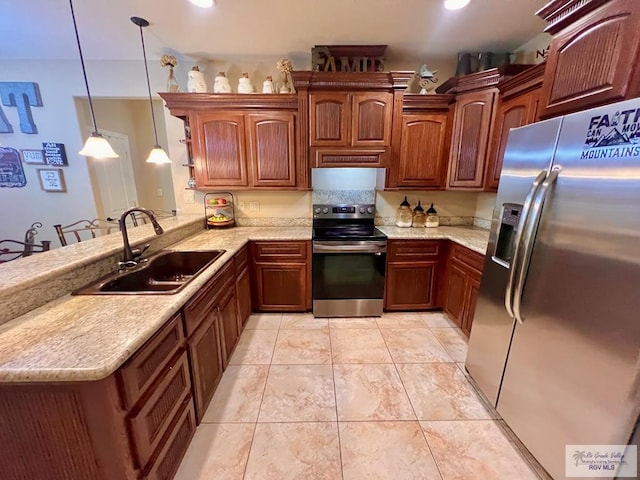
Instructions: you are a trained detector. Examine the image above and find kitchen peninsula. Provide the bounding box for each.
[0,219,487,479]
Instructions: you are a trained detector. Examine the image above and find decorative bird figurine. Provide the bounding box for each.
[418,64,439,94]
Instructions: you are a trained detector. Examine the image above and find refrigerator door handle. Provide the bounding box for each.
[505,170,548,318]
[513,166,561,324]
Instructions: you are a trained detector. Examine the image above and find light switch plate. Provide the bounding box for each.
[238,201,246,209]
[249,201,260,211]
[183,191,195,204]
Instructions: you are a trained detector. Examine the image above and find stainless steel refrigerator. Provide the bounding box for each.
[466,98,640,479]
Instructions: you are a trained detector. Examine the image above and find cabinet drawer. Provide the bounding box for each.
[450,243,484,274]
[311,147,388,168]
[234,244,249,274]
[130,351,191,469]
[252,241,308,262]
[388,240,441,261]
[183,260,234,337]
[119,313,184,409]
[144,397,196,480]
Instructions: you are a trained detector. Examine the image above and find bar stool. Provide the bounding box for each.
[0,222,51,263]
[53,218,120,246]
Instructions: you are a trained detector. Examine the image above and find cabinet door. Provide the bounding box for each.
[484,91,536,191]
[218,288,239,366]
[235,265,252,331]
[351,92,393,146]
[310,92,350,146]
[247,113,296,187]
[448,90,496,189]
[187,315,223,422]
[541,0,640,118]
[254,263,308,311]
[461,274,481,337]
[444,262,467,328]
[193,113,248,187]
[385,261,439,310]
[397,113,449,188]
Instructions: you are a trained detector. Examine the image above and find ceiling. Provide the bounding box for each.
[0,0,548,64]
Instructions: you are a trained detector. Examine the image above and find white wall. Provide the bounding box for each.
[0,59,187,244]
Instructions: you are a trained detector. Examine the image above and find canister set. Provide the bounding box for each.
[395,196,439,228]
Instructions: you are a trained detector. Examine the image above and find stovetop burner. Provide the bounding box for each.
[312,204,387,241]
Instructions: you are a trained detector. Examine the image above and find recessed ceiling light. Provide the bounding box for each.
[189,0,214,7]
[444,0,471,10]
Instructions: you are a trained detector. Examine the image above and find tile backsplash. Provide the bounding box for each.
[312,189,375,205]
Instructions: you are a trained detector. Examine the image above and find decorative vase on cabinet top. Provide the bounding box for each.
[187,66,207,93]
[237,73,255,94]
[213,72,232,93]
[262,76,275,93]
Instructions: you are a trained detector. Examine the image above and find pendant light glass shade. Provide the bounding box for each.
[79,133,119,158]
[146,145,172,164]
[69,0,118,158]
[189,0,214,7]
[132,16,172,167]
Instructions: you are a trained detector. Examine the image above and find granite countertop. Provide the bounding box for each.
[0,225,488,383]
[378,225,490,255]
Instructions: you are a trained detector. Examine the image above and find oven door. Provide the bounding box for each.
[312,240,387,317]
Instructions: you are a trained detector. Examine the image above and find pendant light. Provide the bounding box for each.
[69,0,118,158]
[131,16,172,165]
[444,0,471,10]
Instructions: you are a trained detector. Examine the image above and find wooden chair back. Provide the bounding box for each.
[53,219,119,246]
[128,209,176,226]
[0,222,51,263]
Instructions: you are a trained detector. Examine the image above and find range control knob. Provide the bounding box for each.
[314,207,322,214]
[367,206,374,214]
[359,207,366,214]
[322,207,329,214]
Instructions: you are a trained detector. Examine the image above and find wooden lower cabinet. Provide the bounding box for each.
[187,313,223,422]
[218,288,239,367]
[384,240,444,311]
[235,265,252,328]
[443,244,485,336]
[251,241,311,312]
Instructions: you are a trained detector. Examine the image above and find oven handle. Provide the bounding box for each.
[313,241,387,254]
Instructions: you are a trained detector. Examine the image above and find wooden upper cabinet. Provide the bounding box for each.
[351,92,393,146]
[397,113,449,188]
[310,92,350,146]
[247,113,296,187]
[539,0,640,118]
[448,89,497,189]
[310,91,392,147]
[193,113,248,188]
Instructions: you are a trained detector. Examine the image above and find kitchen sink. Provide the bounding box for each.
[73,250,226,295]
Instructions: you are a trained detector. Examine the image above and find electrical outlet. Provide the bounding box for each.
[183,191,195,204]
[249,201,260,212]
[156,188,163,197]
[238,201,245,210]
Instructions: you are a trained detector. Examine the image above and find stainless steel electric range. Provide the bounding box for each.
[312,204,387,317]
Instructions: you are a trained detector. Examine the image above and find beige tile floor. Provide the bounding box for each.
[175,312,542,480]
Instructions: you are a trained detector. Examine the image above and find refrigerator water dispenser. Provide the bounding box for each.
[493,203,522,268]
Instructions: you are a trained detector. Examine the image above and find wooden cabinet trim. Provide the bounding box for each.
[129,350,190,470]
[311,147,388,168]
[119,313,184,410]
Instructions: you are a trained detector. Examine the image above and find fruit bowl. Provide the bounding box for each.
[207,218,235,227]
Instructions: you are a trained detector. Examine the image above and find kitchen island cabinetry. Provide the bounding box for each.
[537,0,640,118]
[159,93,304,190]
[251,240,312,312]
[384,240,446,310]
[443,243,485,336]
[484,64,545,191]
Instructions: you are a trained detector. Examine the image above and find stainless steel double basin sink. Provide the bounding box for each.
[73,250,225,295]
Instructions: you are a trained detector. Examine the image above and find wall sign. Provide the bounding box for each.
[42,142,68,166]
[0,82,43,134]
[21,149,45,164]
[311,45,387,72]
[37,168,66,192]
[0,147,27,188]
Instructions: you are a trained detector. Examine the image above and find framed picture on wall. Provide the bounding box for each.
[21,149,46,164]
[37,168,67,192]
